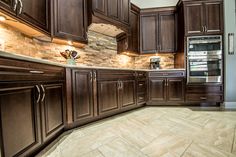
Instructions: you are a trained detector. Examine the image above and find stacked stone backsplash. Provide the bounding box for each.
[0,23,174,69]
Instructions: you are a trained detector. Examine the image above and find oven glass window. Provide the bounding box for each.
[189,59,222,76]
[189,42,221,52]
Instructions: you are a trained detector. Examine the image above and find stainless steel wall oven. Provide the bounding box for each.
[187,35,223,83]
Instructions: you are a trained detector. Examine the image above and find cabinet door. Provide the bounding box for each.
[18,0,49,31]
[120,80,136,109]
[204,1,223,34]
[0,84,41,157]
[129,6,139,53]
[140,14,158,54]
[184,2,204,35]
[53,0,87,42]
[120,0,130,24]
[0,0,13,13]
[72,70,94,123]
[98,81,120,116]
[166,78,185,102]
[41,83,64,143]
[92,0,107,15]
[159,12,176,52]
[107,0,119,20]
[148,78,166,102]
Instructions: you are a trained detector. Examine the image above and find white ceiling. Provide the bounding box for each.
[131,0,179,8]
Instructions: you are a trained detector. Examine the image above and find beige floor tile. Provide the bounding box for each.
[182,142,236,157]
[232,126,236,155]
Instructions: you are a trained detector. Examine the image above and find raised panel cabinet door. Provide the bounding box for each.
[129,6,139,52]
[184,2,204,35]
[120,0,130,24]
[72,70,94,122]
[53,0,87,42]
[159,12,176,52]
[98,81,120,116]
[148,78,166,102]
[92,0,107,15]
[166,78,185,102]
[41,83,64,143]
[204,1,223,34]
[0,84,41,157]
[107,0,119,20]
[120,80,136,109]
[18,0,49,32]
[0,0,13,13]
[140,14,158,54]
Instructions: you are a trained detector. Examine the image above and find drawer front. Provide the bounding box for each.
[187,85,223,94]
[186,94,223,102]
[0,57,65,81]
[136,71,147,80]
[97,70,135,81]
[137,93,146,104]
[137,81,147,93]
[149,71,185,78]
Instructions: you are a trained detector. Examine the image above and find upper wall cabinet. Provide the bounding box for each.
[0,0,50,33]
[182,0,223,36]
[90,0,130,28]
[140,9,177,54]
[52,0,88,43]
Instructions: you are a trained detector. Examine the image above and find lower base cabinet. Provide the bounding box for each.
[120,80,136,109]
[0,82,65,157]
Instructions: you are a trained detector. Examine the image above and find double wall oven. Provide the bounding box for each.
[187,35,223,83]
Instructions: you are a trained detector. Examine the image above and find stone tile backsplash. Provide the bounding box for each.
[0,23,175,69]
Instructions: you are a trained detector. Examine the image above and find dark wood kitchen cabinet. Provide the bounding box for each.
[140,9,177,54]
[120,80,136,109]
[41,83,65,143]
[92,0,107,15]
[0,0,50,33]
[72,69,95,124]
[17,0,50,32]
[91,0,130,27]
[52,0,88,43]
[98,80,120,116]
[147,71,185,105]
[0,57,65,157]
[0,83,41,157]
[181,0,223,36]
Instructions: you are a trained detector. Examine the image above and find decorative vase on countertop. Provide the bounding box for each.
[66,59,76,65]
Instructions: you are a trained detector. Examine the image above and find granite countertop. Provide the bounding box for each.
[0,50,186,71]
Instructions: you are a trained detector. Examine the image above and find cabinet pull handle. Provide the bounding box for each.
[18,0,23,15]
[200,97,207,100]
[93,71,97,80]
[202,26,204,32]
[205,26,207,32]
[40,85,45,102]
[120,82,123,89]
[29,70,44,74]
[118,81,120,89]
[90,72,93,82]
[13,0,18,11]
[36,85,41,104]
[139,83,143,86]
[139,97,144,100]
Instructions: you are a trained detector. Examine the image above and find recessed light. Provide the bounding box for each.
[0,15,6,22]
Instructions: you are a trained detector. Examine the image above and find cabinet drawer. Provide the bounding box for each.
[187,85,223,94]
[136,71,147,79]
[186,94,223,102]
[137,81,146,92]
[97,70,135,81]
[137,93,146,103]
[149,71,185,78]
[0,57,65,81]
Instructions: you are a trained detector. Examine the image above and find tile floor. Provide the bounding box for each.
[37,107,236,157]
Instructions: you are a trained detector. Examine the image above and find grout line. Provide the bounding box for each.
[180,140,193,157]
[231,125,236,153]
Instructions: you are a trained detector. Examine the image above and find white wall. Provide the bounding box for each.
[224,0,236,108]
[131,0,178,8]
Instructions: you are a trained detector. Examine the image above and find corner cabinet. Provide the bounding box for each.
[52,0,88,43]
[183,0,223,36]
[140,9,177,54]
